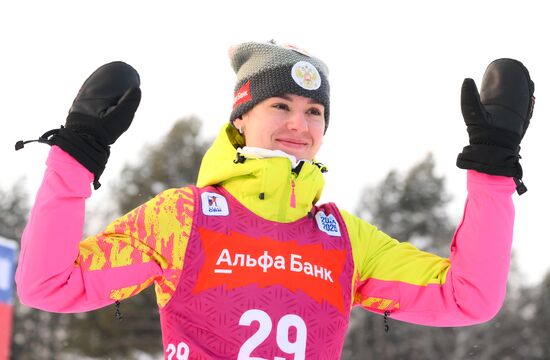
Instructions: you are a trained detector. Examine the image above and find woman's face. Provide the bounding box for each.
[233,94,325,160]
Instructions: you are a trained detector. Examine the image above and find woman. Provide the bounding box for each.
[15,41,535,359]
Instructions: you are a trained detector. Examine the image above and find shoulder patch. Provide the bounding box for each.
[315,211,341,236]
[201,192,229,216]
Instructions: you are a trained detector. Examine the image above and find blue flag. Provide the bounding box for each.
[0,237,17,305]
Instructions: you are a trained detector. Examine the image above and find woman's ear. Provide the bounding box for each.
[233,117,245,134]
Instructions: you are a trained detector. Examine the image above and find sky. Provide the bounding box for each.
[1,1,549,285]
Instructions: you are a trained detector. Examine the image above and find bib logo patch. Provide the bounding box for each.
[315,211,341,236]
[291,61,321,90]
[201,192,229,216]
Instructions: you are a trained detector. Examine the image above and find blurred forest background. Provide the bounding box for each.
[2,116,549,359]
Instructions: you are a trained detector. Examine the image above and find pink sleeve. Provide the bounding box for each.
[354,170,516,326]
[15,146,167,313]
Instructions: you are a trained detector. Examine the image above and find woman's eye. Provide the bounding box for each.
[308,108,323,116]
[273,103,290,111]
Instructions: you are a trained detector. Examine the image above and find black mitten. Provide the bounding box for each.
[456,58,535,195]
[16,62,141,189]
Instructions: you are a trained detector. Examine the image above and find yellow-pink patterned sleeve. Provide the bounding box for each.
[76,186,195,308]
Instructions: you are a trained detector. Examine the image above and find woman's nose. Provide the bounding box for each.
[286,111,308,132]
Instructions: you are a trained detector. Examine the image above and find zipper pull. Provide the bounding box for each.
[514,176,527,195]
[114,300,123,320]
[290,178,296,208]
[383,310,390,333]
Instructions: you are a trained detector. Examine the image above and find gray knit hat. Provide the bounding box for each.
[229,41,330,131]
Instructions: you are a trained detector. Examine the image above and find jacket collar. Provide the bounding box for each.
[197,124,326,222]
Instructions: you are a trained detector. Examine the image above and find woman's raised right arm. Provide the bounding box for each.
[16,146,111,312]
[16,146,194,313]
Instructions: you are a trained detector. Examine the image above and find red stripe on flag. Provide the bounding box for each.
[0,303,13,360]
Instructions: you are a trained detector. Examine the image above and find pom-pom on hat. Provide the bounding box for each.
[229,41,331,132]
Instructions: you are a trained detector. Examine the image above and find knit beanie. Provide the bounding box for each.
[229,41,331,132]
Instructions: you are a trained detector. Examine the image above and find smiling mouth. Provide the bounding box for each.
[276,139,308,148]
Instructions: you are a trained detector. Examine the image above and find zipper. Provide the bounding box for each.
[289,161,304,209]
